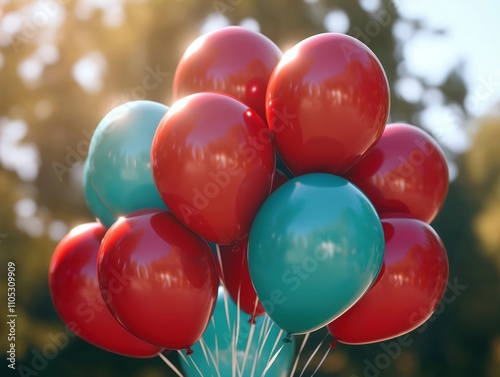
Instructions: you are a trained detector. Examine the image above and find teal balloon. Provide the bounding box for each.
[88,101,168,218]
[82,159,115,228]
[181,287,295,377]
[248,173,384,334]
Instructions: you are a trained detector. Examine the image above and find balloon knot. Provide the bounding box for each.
[186,347,194,356]
[329,339,338,349]
[248,315,256,325]
[164,349,172,355]
[283,333,293,344]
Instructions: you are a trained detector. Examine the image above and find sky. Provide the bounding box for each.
[2,0,500,193]
[396,0,500,156]
[201,0,500,160]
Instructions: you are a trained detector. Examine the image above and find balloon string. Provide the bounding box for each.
[178,350,204,377]
[250,316,272,377]
[256,315,270,347]
[177,350,188,364]
[231,327,238,377]
[234,280,243,377]
[218,283,235,377]
[261,343,285,377]
[289,332,310,377]
[199,337,221,377]
[158,352,184,377]
[217,247,232,331]
[262,315,273,342]
[254,315,271,362]
[212,316,220,366]
[215,244,225,282]
[249,296,260,324]
[240,319,256,373]
[197,336,211,367]
[310,344,333,377]
[298,332,330,377]
[265,328,285,371]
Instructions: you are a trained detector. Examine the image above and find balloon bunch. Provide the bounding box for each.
[49,26,449,376]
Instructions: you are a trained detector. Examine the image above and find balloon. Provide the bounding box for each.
[219,236,265,322]
[248,173,384,334]
[272,169,289,191]
[82,159,115,228]
[151,92,275,244]
[328,217,449,344]
[345,123,449,223]
[172,26,282,121]
[218,170,289,321]
[276,152,294,179]
[49,222,162,357]
[87,100,168,219]
[97,210,219,350]
[181,287,295,377]
[266,33,390,176]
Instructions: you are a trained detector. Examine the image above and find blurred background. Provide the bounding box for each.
[1,0,500,376]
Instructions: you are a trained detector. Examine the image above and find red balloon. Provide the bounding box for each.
[266,33,389,175]
[151,92,275,244]
[173,26,282,121]
[327,217,449,344]
[345,123,449,223]
[49,223,162,357]
[272,169,290,190]
[97,211,219,350]
[218,236,264,322]
[217,170,288,322]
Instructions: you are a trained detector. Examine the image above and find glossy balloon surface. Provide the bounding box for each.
[49,223,162,357]
[88,101,168,218]
[248,173,384,334]
[276,152,294,179]
[266,33,390,175]
[151,92,275,244]
[173,26,282,121]
[328,217,449,344]
[218,170,289,320]
[219,236,265,321]
[97,211,219,350]
[82,159,115,228]
[345,123,449,223]
[181,287,295,377]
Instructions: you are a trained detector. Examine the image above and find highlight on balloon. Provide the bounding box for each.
[49,26,450,377]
